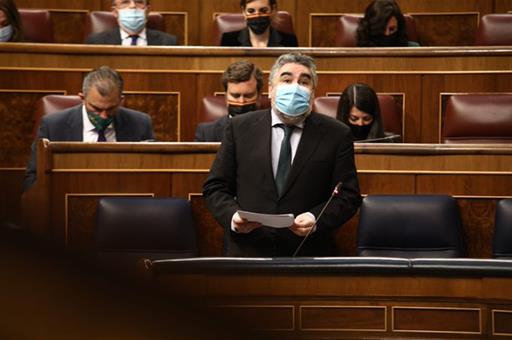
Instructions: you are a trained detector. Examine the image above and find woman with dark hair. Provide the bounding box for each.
[337,83,399,142]
[221,0,298,47]
[0,0,24,42]
[356,0,417,47]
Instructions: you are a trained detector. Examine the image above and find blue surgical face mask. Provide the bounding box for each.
[117,8,146,34]
[274,83,311,117]
[0,25,13,42]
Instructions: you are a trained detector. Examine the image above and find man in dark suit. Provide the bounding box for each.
[203,53,361,257]
[85,0,177,46]
[23,66,154,191]
[195,60,263,142]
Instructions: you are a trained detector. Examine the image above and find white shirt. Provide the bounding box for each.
[82,105,116,142]
[120,28,148,46]
[270,108,304,177]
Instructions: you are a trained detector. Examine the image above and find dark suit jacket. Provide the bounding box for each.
[220,27,298,47]
[194,116,229,142]
[23,104,155,191]
[85,28,177,45]
[203,109,361,257]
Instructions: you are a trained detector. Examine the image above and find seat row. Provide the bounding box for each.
[34,92,512,144]
[94,196,512,275]
[18,9,512,46]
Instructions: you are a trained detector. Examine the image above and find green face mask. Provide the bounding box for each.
[87,110,114,131]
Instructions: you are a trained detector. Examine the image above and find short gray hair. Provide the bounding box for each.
[82,66,124,98]
[269,52,318,88]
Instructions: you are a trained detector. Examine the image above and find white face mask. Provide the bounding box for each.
[0,25,13,42]
[117,8,146,34]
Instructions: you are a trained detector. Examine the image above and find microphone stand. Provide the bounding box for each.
[292,182,342,257]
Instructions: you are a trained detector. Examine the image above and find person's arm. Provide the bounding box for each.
[143,114,155,141]
[202,119,243,230]
[308,128,362,233]
[22,117,50,192]
[194,124,206,142]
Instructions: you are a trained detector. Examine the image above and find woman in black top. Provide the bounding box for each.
[337,83,388,141]
[221,0,298,47]
[356,0,418,47]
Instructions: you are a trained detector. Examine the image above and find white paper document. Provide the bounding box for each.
[237,210,294,228]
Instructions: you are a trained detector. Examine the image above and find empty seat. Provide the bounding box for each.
[95,197,198,274]
[492,199,512,259]
[211,11,294,45]
[32,94,82,137]
[312,95,402,136]
[475,14,512,46]
[18,9,54,43]
[441,93,512,143]
[84,11,165,40]
[357,195,464,258]
[335,14,418,47]
[199,95,271,122]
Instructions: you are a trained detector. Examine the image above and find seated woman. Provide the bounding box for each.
[337,83,400,142]
[356,0,419,47]
[221,0,298,47]
[0,0,23,42]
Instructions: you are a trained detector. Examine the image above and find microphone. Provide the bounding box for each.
[292,182,342,257]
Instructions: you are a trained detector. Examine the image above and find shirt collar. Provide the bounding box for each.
[119,27,147,41]
[271,108,305,129]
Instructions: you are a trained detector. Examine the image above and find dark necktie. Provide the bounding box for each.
[130,35,139,46]
[275,124,294,196]
[97,128,107,142]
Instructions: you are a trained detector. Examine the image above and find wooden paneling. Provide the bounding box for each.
[494,0,512,12]
[393,306,481,334]
[19,142,512,257]
[493,310,512,336]
[300,305,386,331]
[214,305,294,331]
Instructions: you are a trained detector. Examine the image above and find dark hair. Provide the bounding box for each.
[336,83,385,139]
[0,0,24,42]
[222,60,263,93]
[82,66,124,98]
[111,0,150,6]
[356,0,408,47]
[240,0,277,10]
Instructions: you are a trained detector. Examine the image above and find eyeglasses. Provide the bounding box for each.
[116,0,147,9]
[244,6,272,16]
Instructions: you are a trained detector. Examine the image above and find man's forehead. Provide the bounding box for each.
[277,63,311,77]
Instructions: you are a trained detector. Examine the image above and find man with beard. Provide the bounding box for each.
[203,53,361,257]
[195,60,264,142]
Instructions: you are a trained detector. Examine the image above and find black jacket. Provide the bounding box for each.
[220,27,298,47]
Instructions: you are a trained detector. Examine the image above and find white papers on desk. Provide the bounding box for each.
[237,210,294,228]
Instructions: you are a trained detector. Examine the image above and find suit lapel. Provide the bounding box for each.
[67,105,84,141]
[282,114,326,195]
[237,29,252,46]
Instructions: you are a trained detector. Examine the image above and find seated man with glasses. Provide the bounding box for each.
[23,66,155,191]
[221,0,298,47]
[86,0,177,46]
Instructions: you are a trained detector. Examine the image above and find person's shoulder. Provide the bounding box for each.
[85,29,118,44]
[42,104,81,124]
[220,30,242,46]
[276,30,298,47]
[147,29,178,45]
[118,106,151,121]
[310,112,351,133]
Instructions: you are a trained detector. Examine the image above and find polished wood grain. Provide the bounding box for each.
[18,142,512,257]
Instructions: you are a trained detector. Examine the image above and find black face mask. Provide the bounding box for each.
[349,123,373,140]
[246,16,271,35]
[228,103,257,117]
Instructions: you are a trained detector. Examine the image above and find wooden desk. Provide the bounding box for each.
[1,44,512,171]
[21,141,512,257]
[148,257,512,339]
